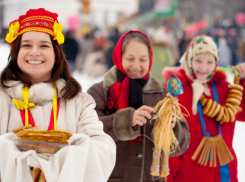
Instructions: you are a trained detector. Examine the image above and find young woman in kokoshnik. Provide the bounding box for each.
[87,30,190,182]
[0,8,116,182]
[163,35,245,182]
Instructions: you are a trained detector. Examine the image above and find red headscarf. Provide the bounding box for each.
[107,30,153,110]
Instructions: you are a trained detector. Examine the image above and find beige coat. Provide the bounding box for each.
[0,79,116,181]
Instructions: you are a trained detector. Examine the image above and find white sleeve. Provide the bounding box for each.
[77,92,116,181]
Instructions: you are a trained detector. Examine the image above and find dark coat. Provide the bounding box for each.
[61,37,79,62]
[88,66,190,182]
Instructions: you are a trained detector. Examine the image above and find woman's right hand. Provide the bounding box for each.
[132,105,153,126]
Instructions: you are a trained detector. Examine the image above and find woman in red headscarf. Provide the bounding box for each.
[88,30,190,182]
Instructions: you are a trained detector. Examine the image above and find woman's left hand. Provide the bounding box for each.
[232,63,245,79]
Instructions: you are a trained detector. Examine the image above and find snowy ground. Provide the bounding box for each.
[226,72,245,182]
[0,43,10,71]
[72,71,104,92]
[233,122,245,181]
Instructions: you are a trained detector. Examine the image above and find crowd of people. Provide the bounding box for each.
[56,20,245,83]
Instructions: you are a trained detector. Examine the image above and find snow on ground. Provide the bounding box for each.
[233,122,245,181]
[226,71,245,182]
[0,43,10,71]
[72,71,104,92]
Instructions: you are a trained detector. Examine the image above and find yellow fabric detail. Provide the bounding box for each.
[13,86,36,126]
[53,21,64,45]
[23,86,32,126]
[13,84,58,129]
[52,83,58,131]
[13,100,36,110]
[5,21,20,43]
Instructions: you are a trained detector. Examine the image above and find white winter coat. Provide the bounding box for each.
[0,79,116,181]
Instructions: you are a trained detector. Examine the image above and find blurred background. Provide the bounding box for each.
[0,0,244,180]
[1,0,245,87]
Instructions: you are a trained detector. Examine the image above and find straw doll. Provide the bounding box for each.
[150,75,188,180]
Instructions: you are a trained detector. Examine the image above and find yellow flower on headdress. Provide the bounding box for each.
[53,21,64,45]
[5,21,20,43]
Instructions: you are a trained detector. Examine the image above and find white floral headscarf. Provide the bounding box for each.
[180,35,219,114]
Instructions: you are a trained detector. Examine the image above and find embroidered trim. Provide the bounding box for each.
[20,15,54,23]
[20,20,53,30]
[18,27,54,37]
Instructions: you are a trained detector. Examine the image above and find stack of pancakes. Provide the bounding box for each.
[13,125,73,154]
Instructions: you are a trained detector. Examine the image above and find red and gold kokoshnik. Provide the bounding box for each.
[19,16,54,36]
[5,8,64,45]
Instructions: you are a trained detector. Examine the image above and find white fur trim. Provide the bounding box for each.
[2,79,66,103]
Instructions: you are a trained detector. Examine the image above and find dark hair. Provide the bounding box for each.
[121,32,151,56]
[0,34,81,99]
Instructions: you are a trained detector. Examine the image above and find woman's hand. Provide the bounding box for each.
[131,105,177,128]
[132,105,153,126]
[232,63,245,79]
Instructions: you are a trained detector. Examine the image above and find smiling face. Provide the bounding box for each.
[122,40,150,79]
[192,52,216,81]
[17,31,55,84]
